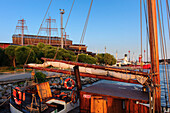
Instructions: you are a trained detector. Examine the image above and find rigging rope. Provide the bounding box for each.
[80,0,93,44]
[140,0,143,68]
[64,0,75,30]
[159,2,168,107]
[52,0,75,61]
[143,0,150,73]
[53,47,59,60]
[24,0,53,66]
[157,0,170,106]
[0,96,11,107]
[159,0,168,106]
[166,0,170,40]
[76,0,93,62]
[164,0,170,90]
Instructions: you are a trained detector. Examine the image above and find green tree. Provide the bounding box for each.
[34,72,46,83]
[86,55,97,64]
[96,53,116,65]
[104,53,116,65]
[37,42,45,50]
[45,48,56,58]
[27,45,44,63]
[96,53,105,65]
[78,54,97,64]
[5,45,18,67]
[15,46,36,64]
[55,48,76,61]
[0,48,4,66]
[41,45,55,57]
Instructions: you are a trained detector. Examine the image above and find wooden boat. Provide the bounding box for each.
[122,63,151,69]
[10,82,79,113]
[10,0,169,113]
[80,83,149,113]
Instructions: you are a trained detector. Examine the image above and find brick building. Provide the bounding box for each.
[12,34,72,47]
[12,34,95,56]
[0,43,18,49]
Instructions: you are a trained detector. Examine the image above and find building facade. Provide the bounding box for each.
[12,34,72,47]
[11,34,95,56]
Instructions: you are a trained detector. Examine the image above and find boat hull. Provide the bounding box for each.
[10,103,22,113]
[10,98,79,113]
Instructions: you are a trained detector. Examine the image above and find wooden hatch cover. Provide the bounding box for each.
[91,96,107,113]
[36,82,52,101]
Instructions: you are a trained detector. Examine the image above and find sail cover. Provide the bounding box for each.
[28,61,148,84]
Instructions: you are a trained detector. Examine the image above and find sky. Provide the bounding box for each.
[0,0,170,60]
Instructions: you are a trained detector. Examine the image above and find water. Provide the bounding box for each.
[160,64,170,107]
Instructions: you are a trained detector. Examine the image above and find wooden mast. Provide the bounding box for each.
[147,0,160,112]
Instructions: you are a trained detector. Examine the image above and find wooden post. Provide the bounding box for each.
[39,95,41,113]
[147,0,160,112]
[73,65,82,91]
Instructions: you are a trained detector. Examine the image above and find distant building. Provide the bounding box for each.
[0,43,11,49]
[12,34,72,47]
[0,43,18,49]
[12,34,95,56]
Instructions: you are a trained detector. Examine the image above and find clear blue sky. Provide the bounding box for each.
[0,0,170,60]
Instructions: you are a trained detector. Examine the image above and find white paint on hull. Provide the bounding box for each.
[10,103,22,113]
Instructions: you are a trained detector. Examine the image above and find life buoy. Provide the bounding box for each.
[64,78,75,89]
[13,87,25,105]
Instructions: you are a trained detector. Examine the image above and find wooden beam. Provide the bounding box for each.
[41,58,149,77]
[25,66,140,85]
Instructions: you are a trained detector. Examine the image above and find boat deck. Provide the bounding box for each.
[81,83,149,101]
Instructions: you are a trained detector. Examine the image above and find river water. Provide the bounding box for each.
[160,64,170,107]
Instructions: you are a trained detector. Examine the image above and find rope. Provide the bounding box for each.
[140,0,143,68]
[24,0,53,66]
[76,0,93,62]
[166,0,170,40]
[80,0,93,44]
[24,22,32,45]
[50,0,76,62]
[157,0,170,106]
[0,96,11,107]
[163,0,170,93]
[52,0,75,61]
[14,21,20,45]
[64,0,75,30]
[143,0,149,74]
[160,0,170,107]
[53,47,59,60]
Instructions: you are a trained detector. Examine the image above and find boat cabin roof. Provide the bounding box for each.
[81,83,149,101]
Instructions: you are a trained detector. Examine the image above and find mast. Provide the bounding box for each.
[147,0,160,112]
[60,9,65,48]
[40,16,57,45]
[16,19,27,46]
[21,19,24,46]
[49,16,51,45]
